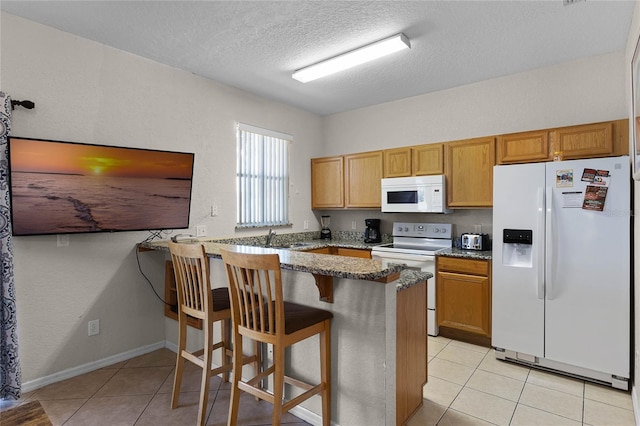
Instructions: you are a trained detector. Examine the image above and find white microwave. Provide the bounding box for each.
[381,175,451,213]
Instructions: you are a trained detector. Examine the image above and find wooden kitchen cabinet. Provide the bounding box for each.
[550,121,614,160]
[304,246,371,258]
[311,156,344,209]
[336,247,371,258]
[344,151,383,208]
[444,137,495,208]
[413,143,444,175]
[436,256,491,346]
[383,144,444,177]
[383,147,412,177]
[497,130,551,164]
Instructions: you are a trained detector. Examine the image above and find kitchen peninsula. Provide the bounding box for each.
[139,236,430,426]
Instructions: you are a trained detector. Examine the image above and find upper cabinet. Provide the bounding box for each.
[413,143,444,176]
[311,151,383,209]
[383,147,412,178]
[551,122,613,160]
[445,137,495,208]
[497,130,550,164]
[311,156,344,209]
[383,143,444,177]
[312,119,627,210]
[345,151,383,208]
[497,119,628,164]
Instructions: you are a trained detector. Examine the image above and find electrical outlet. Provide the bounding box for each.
[351,221,357,230]
[88,319,100,336]
[267,344,273,359]
[57,234,69,247]
[196,225,207,237]
[303,220,309,230]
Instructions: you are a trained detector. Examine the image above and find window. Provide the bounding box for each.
[236,123,291,228]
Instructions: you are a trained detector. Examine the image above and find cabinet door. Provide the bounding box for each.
[436,271,491,337]
[383,147,412,178]
[444,137,495,208]
[550,122,613,160]
[413,143,444,175]
[497,130,550,164]
[344,151,383,208]
[336,247,371,258]
[311,156,344,209]
[304,247,333,254]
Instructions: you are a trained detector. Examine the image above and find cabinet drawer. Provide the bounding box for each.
[437,257,489,276]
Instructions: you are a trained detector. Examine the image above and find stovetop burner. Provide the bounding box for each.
[371,222,452,256]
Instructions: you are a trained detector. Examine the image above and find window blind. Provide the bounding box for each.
[236,123,291,227]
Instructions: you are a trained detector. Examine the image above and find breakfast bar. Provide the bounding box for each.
[140,237,430,426]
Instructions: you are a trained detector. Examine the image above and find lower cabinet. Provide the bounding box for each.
[436,256,491,346]
[304,246,371,258]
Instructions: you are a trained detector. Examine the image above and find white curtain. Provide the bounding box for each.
[0,92,21,400]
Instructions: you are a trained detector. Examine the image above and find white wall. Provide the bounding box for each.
[625,0,640,415]
[323,51,626,155]
[0,12,324,384]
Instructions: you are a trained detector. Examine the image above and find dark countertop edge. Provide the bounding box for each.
[137,239,419,288]
[436,247,493,260]
[395,270,432,292]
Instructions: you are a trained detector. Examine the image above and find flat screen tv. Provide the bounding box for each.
[8,136,195,236]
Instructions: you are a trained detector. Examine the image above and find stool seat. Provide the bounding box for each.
[211,287,231,312]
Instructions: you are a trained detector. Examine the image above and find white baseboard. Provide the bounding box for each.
[21,341,166,393]
[632,384,639,426]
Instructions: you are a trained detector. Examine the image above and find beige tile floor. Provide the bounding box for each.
[409,336,637,426]
[0,348,309,425]
[1,339,637,425]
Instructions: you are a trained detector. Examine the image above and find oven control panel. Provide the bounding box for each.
[392,222,452,239]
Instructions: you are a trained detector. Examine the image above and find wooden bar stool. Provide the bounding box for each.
[220,249,332,426]
[168,242,259,426]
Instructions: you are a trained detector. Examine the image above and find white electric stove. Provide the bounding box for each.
[371,222,452,336]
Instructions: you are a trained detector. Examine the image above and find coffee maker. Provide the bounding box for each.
[364,219,381,243]
[320,215,331,240]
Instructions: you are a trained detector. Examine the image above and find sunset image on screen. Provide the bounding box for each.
[10,139,193,179]
[9,138,195,235]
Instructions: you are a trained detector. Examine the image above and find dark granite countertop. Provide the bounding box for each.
[138,233,430,291]
[436,247,493,260]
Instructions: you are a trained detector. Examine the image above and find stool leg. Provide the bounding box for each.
[320,321,331,426]
[272,343,285,425]
[171,312,188,409]
[221,318,231,382]
[228,331,244,426]
[198,320,214,426]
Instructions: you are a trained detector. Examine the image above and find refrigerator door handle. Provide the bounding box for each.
[537,187,545,300]
[545,185,554,300]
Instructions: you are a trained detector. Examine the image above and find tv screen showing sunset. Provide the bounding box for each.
[8,137,195,235]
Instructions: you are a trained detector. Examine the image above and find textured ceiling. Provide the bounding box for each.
[1,1,635,115]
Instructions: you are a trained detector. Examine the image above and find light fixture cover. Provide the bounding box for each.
[292,33,411,83]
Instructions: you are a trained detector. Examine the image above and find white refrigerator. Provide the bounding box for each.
[492,156,630,389]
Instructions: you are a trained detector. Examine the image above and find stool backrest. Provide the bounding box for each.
[220,249,284,341]
[168,242,212,321]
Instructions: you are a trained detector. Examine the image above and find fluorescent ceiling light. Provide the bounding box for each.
[292,33,411,83]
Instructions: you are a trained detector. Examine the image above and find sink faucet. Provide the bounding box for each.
[265,228,276,247]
